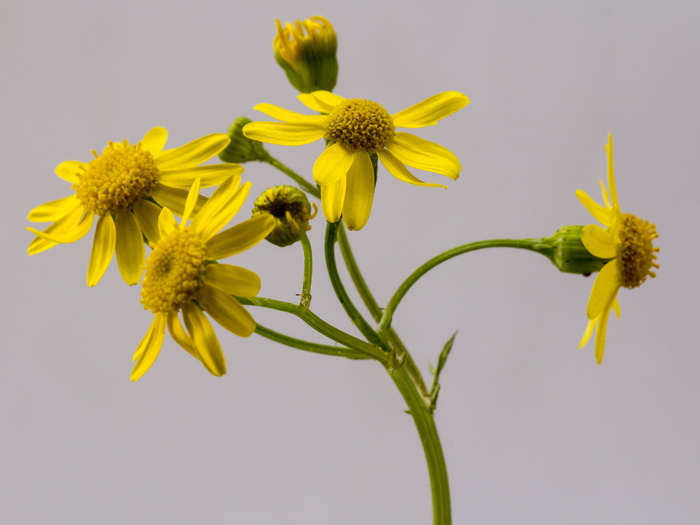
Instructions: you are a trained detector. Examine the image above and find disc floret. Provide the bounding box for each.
[324,99,395,152]
[618,213,660,289]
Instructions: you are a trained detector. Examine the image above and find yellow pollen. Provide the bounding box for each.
[324,99,395,152]
[73,140,159,215]
[618,213,660,289]
[141,226,207,314]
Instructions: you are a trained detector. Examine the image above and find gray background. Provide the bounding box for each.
[3,0,699,523]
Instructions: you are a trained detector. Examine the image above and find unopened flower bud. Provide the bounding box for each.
[219,117,270,163]
[252,185,318,247]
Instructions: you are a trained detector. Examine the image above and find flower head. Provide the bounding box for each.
[273,16,338,93]
[132,175,275,381]
[243,90,470,230]
[27,127,243,287]
[252,185,318,247]
[576,134,659,363]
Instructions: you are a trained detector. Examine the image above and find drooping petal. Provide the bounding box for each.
[575,189,613,226]
[578,318,596,349]
[115,211,144,285]
[391,91,470,129]
[243,121,325,146]
[27,194,80,222]
[87,214,116,287]
[313,143,355,186]
[27,208,95,246]
[132,199,162,245]
[387,132,461,179]
[141,127,168,154]
[158,163,244,189]
[342,152,375,231]
[151,183,207,217]
[155,133,230,170]
[55,160,86,183]
[167,311,198,360]
[130,314,167,381]
[586,260,620,320]
[191,177,250,242]
[377,149,447,188]
[612,298,621,318]
[320,176,346,224]
[158,207,177,238]
[205,264,261,297]
[182,302,227,377]
[181,177,201,225]
[297,90,345,113]
[594,307,612,364]
[198,285,257,338]
[580,224,618,259]
[206,215,276,260]
[252,103,328,124]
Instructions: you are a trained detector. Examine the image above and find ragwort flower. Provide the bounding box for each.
[576,134,659,363]
[132,175,275,381]
[243,90,469,230]
[27,127,242,286]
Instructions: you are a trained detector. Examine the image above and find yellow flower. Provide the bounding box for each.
[243,90,469,230]
[132,175,275,381]
[27,127,243,287]
[576,134,659,363]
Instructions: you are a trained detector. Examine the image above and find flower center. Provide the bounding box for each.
[73,140,159,215]
[141,226,207,314]
[324,99,395,152]
[618,213,660,289]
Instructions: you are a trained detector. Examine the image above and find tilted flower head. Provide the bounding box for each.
[252,185,318,247]
[243,90,470,230]
[27,127,242,287]
[576,134,660,363]
[273,15,338,93]
[132,175,275,381]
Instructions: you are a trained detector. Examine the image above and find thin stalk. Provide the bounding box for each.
[299,234,313,309]
[254,323,369,360]
[264,156,320,198]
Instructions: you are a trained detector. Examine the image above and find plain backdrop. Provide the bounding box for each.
[2,1,699,523]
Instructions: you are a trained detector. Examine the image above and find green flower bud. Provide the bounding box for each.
[252,185,318,247]
[273,16,338,93]
[219,117,271,163]
[540,225,610,275]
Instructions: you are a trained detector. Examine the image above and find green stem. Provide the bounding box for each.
[264,156,320,198]
[254,323,369,360]
[379,238,550,333]
[299,234,313,309]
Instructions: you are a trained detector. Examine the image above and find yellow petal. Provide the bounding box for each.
[132,199,162,245]
[297,90,345,113]
[141,127,168,153]
[377,149,446,188]
[198,285,257,338]
[27,194,80,222]
[580,224,618,259]
[191,176,249,242]
[387,132,461,179]
[578,318,596,348]
[575,189,613,226]
[182,302,227,377]
[206,215,276,260]
[158,207,177,238]
[55,160,85,183]
[158,163,244,189]
[594,308,612,364]
[87,214,116,287]
[320,176,346,224]
[252,103,328,124]
[205,264,261,297]
[605,134,620,210]
[181,177,201,225]
[167,311,199,360]
[131,314,167,381]
[313,143,355,186]
[151,183,207,217]
[391,91,470,129]
[243,121,325,146]
[115,211,144,285]
[342,152,375,231]
[155,133,230,170]
[586,260,620,320]
[27,208,94,245]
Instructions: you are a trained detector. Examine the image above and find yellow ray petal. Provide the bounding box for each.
[158,163,244,189]
[182,302,227,377]
[575,189,613,226]
[585,260,620,320]
[387,132,461,179]
[141,127,168,154]
[198,285,257,338]
[191,177,250,242]
[377,149,447,188]
[132,199,162,245]
[27,208,95,245]
[167,311,199,360]
[87,214,116,287]
[342,152,374,231]
[578,318,596,348]
[151,183,207,217]
[297,90,345,113]
[605,134,620,210]
[158,207,177,238]
[313,143,355,186]
[243,121,325,146]
[580,224,618,259]
[594,308,612,364]
[205,264,261,297]
[391,91,470,129]
[181,177,201,225]
[206,215,276,260]
[253,103,327,124]
[320,176,346,224]
[155,133,230,170]
[27,194,80,222]
[131,314,167,381]
[115,211,145,285]
[55,160,85,183]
